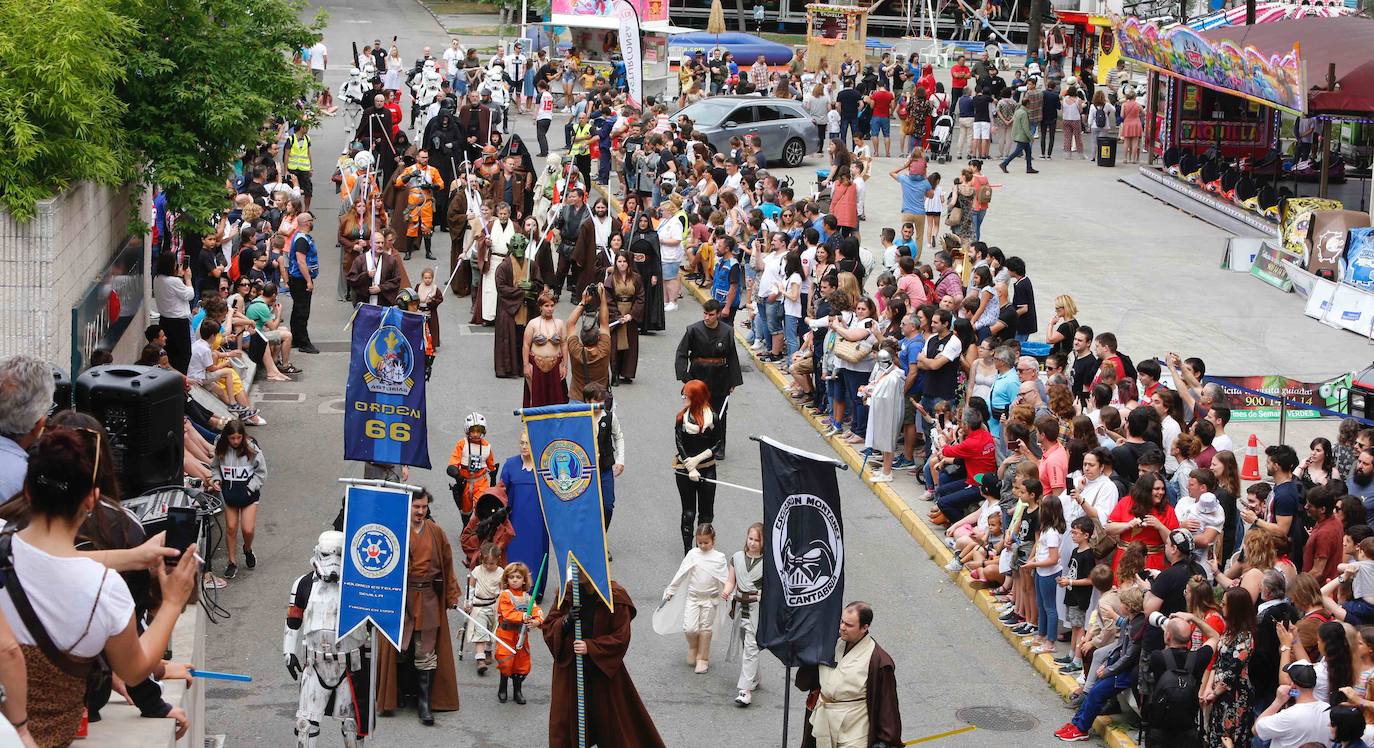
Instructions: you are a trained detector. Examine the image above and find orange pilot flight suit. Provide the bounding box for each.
[495,587,544,676]
[447,437,495,515]
[395,164,444,238]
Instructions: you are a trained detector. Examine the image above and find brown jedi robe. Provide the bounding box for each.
[345,249,403,306]
[447,187,472,296]
[604,271,645,380]
[543,581,666,748]
[484,172,529,222]
[417,282,444,348]
[572,216,621,294]
[382,174,415,258]
[494,254,540,378]
[458,104,494,151]
[376,519,462,714]
[794,637,903,748]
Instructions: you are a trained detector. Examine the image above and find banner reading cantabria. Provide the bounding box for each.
[344,304,431,469]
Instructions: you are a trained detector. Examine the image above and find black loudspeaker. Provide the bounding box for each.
[51,366,72,414]
[75,365,185,496]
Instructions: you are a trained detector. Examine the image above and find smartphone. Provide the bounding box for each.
[165,506,199,566]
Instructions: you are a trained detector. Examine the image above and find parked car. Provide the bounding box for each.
[676,96,813,168]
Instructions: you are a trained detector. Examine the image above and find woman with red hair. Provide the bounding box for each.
[673,380,723,554]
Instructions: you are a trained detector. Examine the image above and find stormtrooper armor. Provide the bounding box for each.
[480,63,510,134]
[284,531,371,748]
[413,61,445,141]
[339,68,368,129]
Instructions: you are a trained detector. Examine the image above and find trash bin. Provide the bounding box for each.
[1097,136,1118,167]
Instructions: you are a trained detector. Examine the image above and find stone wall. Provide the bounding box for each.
[0,183,142,371]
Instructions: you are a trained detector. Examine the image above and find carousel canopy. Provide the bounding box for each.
[1309,60,1374,118]
[1186,0,1353,31]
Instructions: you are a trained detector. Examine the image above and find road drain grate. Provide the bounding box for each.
[954,705,1039,731]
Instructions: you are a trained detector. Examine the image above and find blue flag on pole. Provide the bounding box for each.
[344,304,431,469]
[519,403,613,610]
[338,484,411,650]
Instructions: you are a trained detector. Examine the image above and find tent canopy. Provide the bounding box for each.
[1309,60,1374,117]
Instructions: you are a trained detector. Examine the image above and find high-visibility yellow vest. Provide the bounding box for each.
[287,134,311,171]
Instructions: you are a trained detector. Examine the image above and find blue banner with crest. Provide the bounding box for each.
[519,403,612,610]
[344,304,431,469]
[338,484,411,650]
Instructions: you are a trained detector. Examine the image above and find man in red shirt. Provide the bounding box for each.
[1303,484,1343,583]
[868,81,895,158]
[929,408,997,525]
[1091,331,1126,388]
[950,55,972,110]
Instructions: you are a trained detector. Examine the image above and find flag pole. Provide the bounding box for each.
[572,564,587,748]
[781,665,791,748]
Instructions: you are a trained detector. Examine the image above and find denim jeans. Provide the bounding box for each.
[752,298,772,345]
[840,368,869,437]
[1072,670,1134,732]
[972,209,987,240]
[1014,332,1030,343]
[925,460,967,495]
[784,315,800,360]
[764,300,785,341]
[1035,570,1061,638]
[1000,141,1034,171]
[936,483,981,520]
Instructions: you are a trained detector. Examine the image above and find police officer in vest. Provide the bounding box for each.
[284,123,315,213]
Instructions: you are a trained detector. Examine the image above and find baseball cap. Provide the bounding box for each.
[1283,663,1317,689]
[1168,529,1194,556]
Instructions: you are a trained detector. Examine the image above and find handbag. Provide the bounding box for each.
[945,206,963,226]
[833,338,872,364]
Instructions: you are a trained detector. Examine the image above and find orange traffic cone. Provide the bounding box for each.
[1240,433,1262,481]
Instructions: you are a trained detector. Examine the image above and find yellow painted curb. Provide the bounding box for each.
[681,280,1139,748]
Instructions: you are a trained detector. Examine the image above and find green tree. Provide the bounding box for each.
[116,0,325,223]
[0,0,133,221]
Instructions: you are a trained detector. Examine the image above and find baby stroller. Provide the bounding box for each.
[928,114,954,163]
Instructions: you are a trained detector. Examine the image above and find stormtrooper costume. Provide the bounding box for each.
[479,63,511,135]
[339,67,368,129]
[284,531,371,748]
[413,61,445,142]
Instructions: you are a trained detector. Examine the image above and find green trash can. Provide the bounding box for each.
[1097,136,1119,167]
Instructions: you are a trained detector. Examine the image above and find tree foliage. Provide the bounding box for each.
[116,0,325,223]
[0,0,322,223]
[0,0,132,221]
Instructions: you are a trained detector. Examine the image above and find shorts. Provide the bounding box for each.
[661,260,681,279]
[260,328,284,344]
[290,169,313,198]
[870,117,891,137]
[973,121,991,139]
[925,211,940,217]
[764,299,784,333]
[311,68,325,83]
[902,395,917,425]
[1065,605,1087,629]
[224,488,261,510]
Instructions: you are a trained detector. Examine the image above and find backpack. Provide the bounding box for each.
[1094,105,1107,130]
[976,184,993,205]
[1149,649,1201,730]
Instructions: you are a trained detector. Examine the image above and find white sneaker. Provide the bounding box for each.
[664,302,678,311]
[944,558,964,572]
[246,414,267,426]
[870,472,893,484]
[735,689,752,707]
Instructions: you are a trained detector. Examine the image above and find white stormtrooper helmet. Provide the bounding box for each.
[312,530,345,583]
[423,67,442,85]
[353,150,374,171]
[423,58,437,74]
[349,66,361,80]
[360,59,377,79]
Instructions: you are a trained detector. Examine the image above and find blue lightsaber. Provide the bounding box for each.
[188,669,253,682]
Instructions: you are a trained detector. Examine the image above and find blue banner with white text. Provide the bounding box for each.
[520,403,612,610]
[344,304,430,468]
[338,484,411,649]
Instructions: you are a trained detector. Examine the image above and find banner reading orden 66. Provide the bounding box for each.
[344,304,431,468]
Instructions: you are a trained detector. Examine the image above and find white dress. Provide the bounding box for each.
[657,547,728,634]
[383,57,405,90]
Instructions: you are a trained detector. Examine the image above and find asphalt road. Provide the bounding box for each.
[200,1,1075,745]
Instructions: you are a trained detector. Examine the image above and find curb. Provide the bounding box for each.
[681,281,1139,748]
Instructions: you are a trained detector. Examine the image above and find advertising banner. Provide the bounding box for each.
[615,0,643,109]
[1211,372,1352,421]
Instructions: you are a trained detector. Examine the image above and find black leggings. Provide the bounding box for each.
[676,467,717,554]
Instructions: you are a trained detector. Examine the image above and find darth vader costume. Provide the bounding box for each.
[422,105,465,230]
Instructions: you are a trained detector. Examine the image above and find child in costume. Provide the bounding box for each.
[660,523,729,673]
[464,542,504,675]
[494,561,544,704]
[724,522,764,706]
[447,412,497,526]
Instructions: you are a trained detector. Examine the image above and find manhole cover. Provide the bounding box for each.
[955,706,1039,732]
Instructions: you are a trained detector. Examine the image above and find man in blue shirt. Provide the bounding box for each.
[894,222,921,261]
[287,212,321,354]
[896,312,926,469]
[711,236,744,325]
[758,189,782,222]
[988,346,1020,442]
[890,165,931,250]
[1349,447,1374,513]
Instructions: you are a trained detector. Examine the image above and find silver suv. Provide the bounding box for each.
[677,96,813,168]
